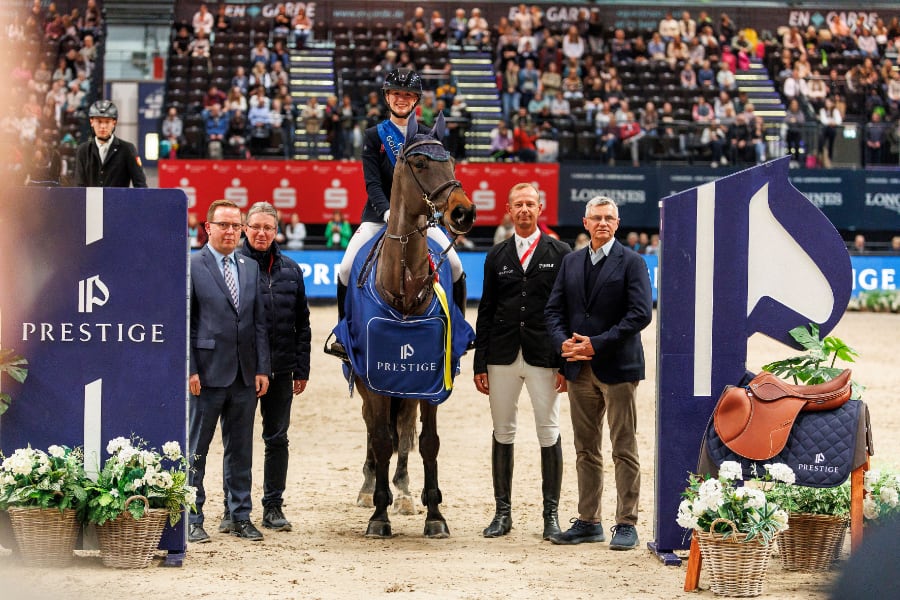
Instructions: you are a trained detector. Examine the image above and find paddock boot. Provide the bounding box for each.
[327,281,350,360]
[337,281,348,321]
[540,435,563,540]
[452,273,467,317]
[483,437,514,538]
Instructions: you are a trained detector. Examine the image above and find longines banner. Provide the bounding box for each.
[558,164,659,229]
[0,187,189,555]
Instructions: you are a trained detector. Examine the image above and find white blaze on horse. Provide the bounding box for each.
[330,114,476,538]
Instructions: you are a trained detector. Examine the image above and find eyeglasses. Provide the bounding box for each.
[210,222,243,231]
[585,215,618,223]
[246,224,277,233]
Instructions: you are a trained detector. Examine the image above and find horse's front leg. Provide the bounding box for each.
[357,431,376,508]
[392,398,418,515]
[361,387,393,537]
[419,400,449,538]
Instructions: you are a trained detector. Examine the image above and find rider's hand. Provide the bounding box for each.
[383,210,391,223]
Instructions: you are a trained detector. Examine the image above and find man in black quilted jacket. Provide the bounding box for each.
[234,201,311,533]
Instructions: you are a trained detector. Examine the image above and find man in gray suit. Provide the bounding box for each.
[188,199,270,543]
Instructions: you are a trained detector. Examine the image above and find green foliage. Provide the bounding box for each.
[848,290,900,313]
[762,323,865,400]
[768,481,851,517]
[0,445,87,512]
[84,436,196,526]
[0,348,28,416]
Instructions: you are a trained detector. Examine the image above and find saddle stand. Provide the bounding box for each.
[685,370,871,592]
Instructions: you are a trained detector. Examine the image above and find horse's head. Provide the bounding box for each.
[399,113,476,235]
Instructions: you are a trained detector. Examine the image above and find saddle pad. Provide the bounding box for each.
[363,315,448,398]
[703,400,864,487]
[332,229,474,404]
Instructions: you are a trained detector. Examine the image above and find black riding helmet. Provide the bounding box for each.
[382,69,422,117]
[88,99,118,120]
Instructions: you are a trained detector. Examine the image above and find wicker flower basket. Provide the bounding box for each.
[95,495,168,569]
[7,506,81,567]
[777,512,848,572]
[694,518,775,597]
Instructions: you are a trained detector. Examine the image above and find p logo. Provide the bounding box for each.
[78,275,109,313]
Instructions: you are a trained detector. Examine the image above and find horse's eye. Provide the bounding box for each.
[413,159,426,169]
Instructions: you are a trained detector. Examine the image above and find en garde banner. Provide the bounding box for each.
[159,160,559,226]
[169,2,900,47]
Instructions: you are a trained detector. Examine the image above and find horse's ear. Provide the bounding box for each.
[431,111,446,140]
[406,112,418,140]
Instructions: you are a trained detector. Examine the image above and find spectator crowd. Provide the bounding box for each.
[2,0,103,185]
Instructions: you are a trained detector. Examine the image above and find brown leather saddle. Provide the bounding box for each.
[713,369,852,461]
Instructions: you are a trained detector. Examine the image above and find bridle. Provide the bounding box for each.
[399,138,464,233]
[358,138,465,313]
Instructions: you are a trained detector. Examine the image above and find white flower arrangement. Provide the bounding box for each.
[85,436,196,526]
[0,445,87,511]
[863,468,900,522]
[676,460,793,544]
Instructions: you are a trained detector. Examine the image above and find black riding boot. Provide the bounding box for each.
[452,272,467,317]
[541,435,563,540]
[337,281,348,321]
[483,436,513,538]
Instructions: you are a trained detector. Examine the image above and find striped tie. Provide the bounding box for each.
[223,255,239,308]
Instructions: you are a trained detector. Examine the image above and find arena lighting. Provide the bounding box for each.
[145,132,159,161]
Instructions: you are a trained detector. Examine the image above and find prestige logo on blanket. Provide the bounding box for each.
[367,316,445,394]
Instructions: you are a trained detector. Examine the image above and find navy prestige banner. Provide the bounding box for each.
[0,187,188,553]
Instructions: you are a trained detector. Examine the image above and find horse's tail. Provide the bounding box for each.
[390,397,418,455]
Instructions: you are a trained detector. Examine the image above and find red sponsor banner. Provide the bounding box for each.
[455,162,559,226]
[159,160,559,226]
[159,159,367,223]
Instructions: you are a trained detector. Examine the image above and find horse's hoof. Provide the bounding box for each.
[393,495,417,516]
[424,520,450,539]
[357,492,374,508]
[365,520,392,538]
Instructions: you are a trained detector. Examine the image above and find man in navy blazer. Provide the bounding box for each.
[545,196,652,550]
[188,199,270,543]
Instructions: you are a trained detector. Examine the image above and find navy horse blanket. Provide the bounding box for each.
[332,229,474,404]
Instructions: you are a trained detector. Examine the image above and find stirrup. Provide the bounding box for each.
[323,332,349,362]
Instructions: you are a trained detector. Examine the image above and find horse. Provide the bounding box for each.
[332,114,476,538]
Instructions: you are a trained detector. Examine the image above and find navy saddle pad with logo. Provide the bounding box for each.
[701,400,868,487]
[332,229,474,404]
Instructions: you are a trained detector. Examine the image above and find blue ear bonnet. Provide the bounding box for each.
[405,135,451,162]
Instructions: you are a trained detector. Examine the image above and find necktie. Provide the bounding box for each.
[519,237,539,270]
[98,143,108,163]
[223,256,239,308]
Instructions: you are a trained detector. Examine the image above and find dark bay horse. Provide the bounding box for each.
[335,115,475,538]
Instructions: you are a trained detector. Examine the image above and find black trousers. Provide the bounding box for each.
[259,372,294,507]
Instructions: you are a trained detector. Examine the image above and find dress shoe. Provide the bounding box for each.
[188,523,211,544]
[231,519,264,541]
[262,505,292,531]
[218,509,232,533]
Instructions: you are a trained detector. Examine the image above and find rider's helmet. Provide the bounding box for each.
[88,99,118,120]
[382,69,423,100]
